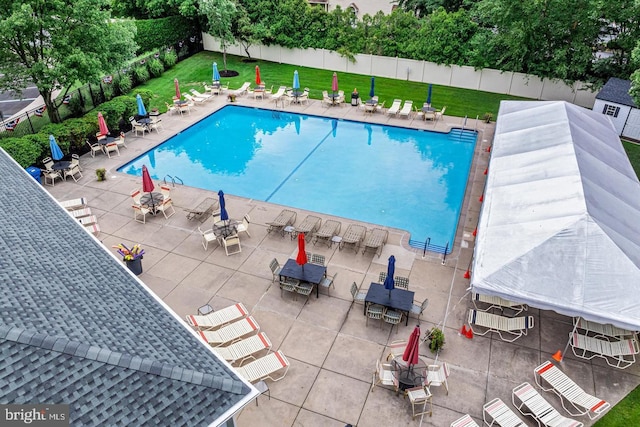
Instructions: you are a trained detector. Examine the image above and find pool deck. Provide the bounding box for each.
[46,92,640,426]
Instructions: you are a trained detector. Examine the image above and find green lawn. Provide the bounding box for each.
[594,384,640,426]
[137,50,529,117]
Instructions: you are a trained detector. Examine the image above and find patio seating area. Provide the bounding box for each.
[42,93,640,427]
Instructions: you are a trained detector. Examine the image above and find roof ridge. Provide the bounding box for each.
[0,325,245,394]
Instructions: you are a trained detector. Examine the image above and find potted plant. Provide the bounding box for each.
[96,168,107,181]
[427,327,445,354]
[483,112,493,123]
[227,93,236,102]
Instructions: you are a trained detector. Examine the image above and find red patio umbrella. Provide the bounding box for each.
[97,112,109,136]
[402,325,421,367]
[296,233,307,268]
[174,78,181,99]
[255,66,262,86]
[142,165,156,206]
[331,72,339,95]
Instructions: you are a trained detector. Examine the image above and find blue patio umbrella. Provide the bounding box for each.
[293,70,300,91]
[384,255,396,296]
[49,135,63,161]
[218,190,229,222]
[427,84,433,106]
[213,62,221,82]
[136,94,147,116]
[369,76,375,98]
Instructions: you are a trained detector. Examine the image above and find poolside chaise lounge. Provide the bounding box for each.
[399,100,413,118]
[472,291,528,315]
[234,350,290,383]
[573,317,636,340]
[190,89,212,100]
[212,332,272,366]
[185,302,248,330]
[267,209,297,235]
[197,316,260,347]
[362,228,389,257]
[386,99,402,116]
[339,224,366,253]
[233,82,252,96]
[312,219,342,247]
[534,360,610,419]
[184,93,207,105]
[482,397,526,427]
[512,382,583,427]
[450,414,480,427]
[294,215,321,239]
[569,331,639,369]
[185,197,219,222]
[60,198,87,210]
[468,309,534,342]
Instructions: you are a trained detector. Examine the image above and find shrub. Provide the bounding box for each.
[163,50,177,68]
[67,92,86,117]
[135,16,197,54]
[42,118,94,152]
[147,58,164,77]
[22,133,51,161]
[132,89,154,108]
[132,65,150,85]
[117,74,132,94]
[0,136,41,168]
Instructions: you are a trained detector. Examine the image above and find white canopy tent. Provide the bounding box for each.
[471,101,640,331]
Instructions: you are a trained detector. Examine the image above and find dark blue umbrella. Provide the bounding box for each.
[49,135,63,161]
[369,76,375,98]
[213,62,221,82]
[384,255,396,296]
[136,94,147,116]
[218,190,229,222]
[427,84,433,106]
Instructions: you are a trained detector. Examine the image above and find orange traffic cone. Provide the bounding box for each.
[486,145,492,152]
[463,269,471,279]
[459,325,468,336]
[473,227,477,237]
[484,167,488,175]
[552,350,563,362]
[479,194,484,202]
[465,327,474,339]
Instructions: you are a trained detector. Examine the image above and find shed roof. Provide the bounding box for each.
[0,149,255,426]
[595,77,637,108]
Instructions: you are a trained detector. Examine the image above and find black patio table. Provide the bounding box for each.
[279,259,327,298]
[99,136,117,145]
[364,283,415,326]
[390,357,428,391]
[51,160,71,171]
[140,192,163,214]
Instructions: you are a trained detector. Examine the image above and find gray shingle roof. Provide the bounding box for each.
[595,77,638,108]
[0,151,253,426]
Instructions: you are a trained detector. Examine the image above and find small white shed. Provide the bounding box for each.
[593,77,640,141]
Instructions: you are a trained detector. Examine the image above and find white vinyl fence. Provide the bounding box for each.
[203,34,596,108]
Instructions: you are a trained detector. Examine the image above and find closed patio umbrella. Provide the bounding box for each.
[174,78,181,99]
[402,325,421,367]
[255,66,262,86]
[218,190,230,234]
[296,233,307,269]
[426,84,433,107]
[384,255,395,296]
[331,72,339,96]
[136,94,147,117]
[142,165,155,205]
[369,76,375,99]
[213,62,220,82]
[97,112,109,136]
[49,135,63,161]
[293,70,300,91]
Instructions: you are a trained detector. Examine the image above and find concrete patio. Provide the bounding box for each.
[44,90,640,426]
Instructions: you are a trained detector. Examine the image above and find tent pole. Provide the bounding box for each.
[560,318,580,362]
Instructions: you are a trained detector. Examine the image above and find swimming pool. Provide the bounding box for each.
[118,106,477,251]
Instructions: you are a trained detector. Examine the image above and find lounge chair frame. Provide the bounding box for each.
[235,350,290,383]
[339,224,366,253]
[568,331,639,369]
[450,414,480,427]
[512,382,584,427]
[197,316,260,347]
[482,397,526,427]
[468,309,534,342]
[186,302,248,330]
[534,360,610,419]
[362,228,388,257]
[294,215,322,239]
[267,209,297,235]
[312,219,341,247]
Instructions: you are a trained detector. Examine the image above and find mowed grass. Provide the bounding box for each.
[594,384,640,426]
[137,50,529,117]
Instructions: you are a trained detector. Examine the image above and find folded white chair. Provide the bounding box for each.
[512,382,583,427]
[186,302,248,330]
[212,332,272,365]
[197,316,259,347]
[234,350,290,383]
[534,360,610,419]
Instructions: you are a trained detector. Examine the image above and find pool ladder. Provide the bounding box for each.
[163,175,183,187]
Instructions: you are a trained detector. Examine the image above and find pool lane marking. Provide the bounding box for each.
[265,121,337,202]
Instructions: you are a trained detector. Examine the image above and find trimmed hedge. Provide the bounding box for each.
[135,16,198,54]
[0,135,45,168]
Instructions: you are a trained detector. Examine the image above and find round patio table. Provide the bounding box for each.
[391,356,428,391]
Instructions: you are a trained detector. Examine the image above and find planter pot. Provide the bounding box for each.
[125,257,143,275]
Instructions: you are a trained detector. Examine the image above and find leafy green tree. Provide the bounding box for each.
[199,0,237,71]
[110,0,198,19]
[0,0,137,123]
[630,42,640,107]
[594,0,640,81]
[411,8,476,64]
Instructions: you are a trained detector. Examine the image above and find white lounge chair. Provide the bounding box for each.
[472,291,528,315]
[534,360,610,419]
[294,215,322,238]
[569,331,639,369]
[399,100,413,118]
[233,82,251,96]
[184,93,206,105]
[573,317,636,339]
[190,89,212,100]
[450,414,480,427]
[60,198,87,211]
[362,228,388,257]
[512,382,584,427]
[234,350,290,383]
[270,86,287,106]
[468,309,534,342]
[185,302,249,330]
[386,99,402,116]
[197,316,260,347]
[340,224,366,253]
[312,219,341,247]
[212,332,272,365]
[483,397,526,427]
[266,209,297,234]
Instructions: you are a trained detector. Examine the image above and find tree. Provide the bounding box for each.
[199,0,237,72]
[0,0,137,123]
[233,3,259,59]
[630,42,640,107]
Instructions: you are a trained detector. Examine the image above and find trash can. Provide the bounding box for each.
[351,90,359,106]
[126,258,143,275]
[26,166,41,184]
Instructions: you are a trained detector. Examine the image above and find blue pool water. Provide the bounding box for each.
[118,106,476,251]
